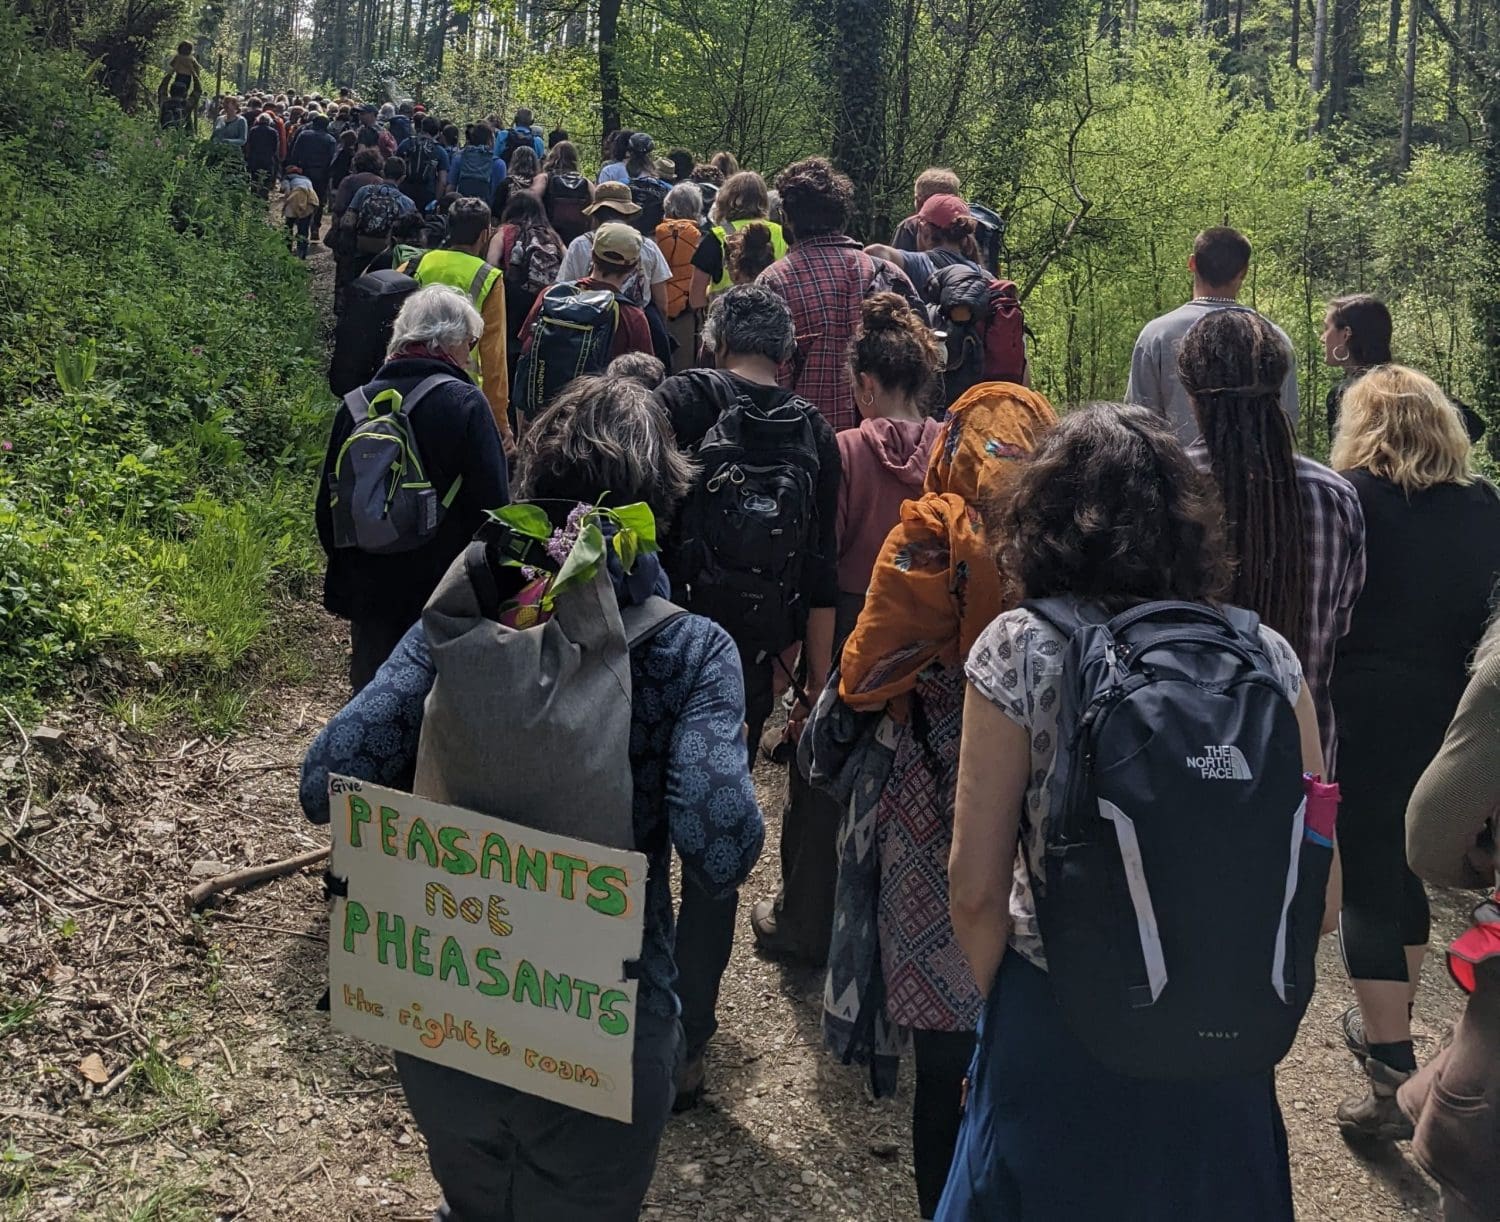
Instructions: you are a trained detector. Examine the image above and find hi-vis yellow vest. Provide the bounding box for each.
[710,219,787,292]
[407,248,501,310]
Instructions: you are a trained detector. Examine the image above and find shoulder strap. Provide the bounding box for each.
[343,386,372,424]
[394,372,459,416]
[620,596,687,648]
[1020,597,1090,638]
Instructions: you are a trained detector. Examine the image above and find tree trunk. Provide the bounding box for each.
[1448,0,1463,118]
[598,0,623,140]
[1311,0,1329,124]
[1399,0,1419,168]
[1291,0,1301,69]
[1328,0,1360,121]
[1388,0,1402,73]
[828,0,892,239]
[1477,83,1500,429]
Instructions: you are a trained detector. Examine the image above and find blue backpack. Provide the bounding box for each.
[452,146,494,201]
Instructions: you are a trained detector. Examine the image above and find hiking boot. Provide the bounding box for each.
[749,898,824,967]
[1339,1004,1369,1063]
[673,1053,706,1113]
[1337,1056,1415,1143]
[760,720,791,765]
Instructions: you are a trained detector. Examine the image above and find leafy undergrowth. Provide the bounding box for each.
[0,12,328,722]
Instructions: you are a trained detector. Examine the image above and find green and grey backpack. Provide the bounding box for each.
[329,373,463,554]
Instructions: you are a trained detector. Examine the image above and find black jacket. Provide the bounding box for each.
[288,128,338,180]
[244,122,280,170]
[316,356,510,625]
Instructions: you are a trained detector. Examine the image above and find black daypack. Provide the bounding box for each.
[512,284,620,422]
[925,263,1026,408]
[500,127,535,165]
[405,134,441,189]
[968,201,1003,276]
[545,171,592,243]
[1023,598,1333,1081]
[680,376,821,659]
[328,269,419,395]
[627,176,670,236]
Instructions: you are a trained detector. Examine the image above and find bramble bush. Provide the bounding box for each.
[0,12,327,710]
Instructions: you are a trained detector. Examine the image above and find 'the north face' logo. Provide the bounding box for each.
[1185,745,1253,780]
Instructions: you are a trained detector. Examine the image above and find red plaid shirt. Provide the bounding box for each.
[759,235,914,432]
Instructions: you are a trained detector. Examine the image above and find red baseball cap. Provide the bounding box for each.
[917,193,971,229]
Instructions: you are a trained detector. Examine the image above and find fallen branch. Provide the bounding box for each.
[186,846,330,910]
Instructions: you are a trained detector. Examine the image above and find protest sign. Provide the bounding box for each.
[326,775,647,1122]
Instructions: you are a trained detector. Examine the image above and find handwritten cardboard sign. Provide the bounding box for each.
[327,776,647,1122]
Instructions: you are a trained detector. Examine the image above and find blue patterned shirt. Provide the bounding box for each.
[300,614,764,1019]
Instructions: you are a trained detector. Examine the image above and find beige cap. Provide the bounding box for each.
[593,222,643,267]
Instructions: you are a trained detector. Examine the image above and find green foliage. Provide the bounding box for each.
[0,11,326,708]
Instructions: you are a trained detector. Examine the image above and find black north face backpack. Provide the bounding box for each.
[680,377,821,660]
[1024,598,1333,1081]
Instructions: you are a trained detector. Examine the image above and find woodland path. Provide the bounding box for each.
[0,231,1475,1222]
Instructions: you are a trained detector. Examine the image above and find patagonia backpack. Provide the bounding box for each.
[452,145,494,201]
[926,263,1026,408]
[355,185,409,253]
[329,373,463,555]
[678,374,821,660]
[1023,598,1336,1081]
[627,176,670,236]
[327,270,419,395]
[512,284,620,423]
[545,171,592,243]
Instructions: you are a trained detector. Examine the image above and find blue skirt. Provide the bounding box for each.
[936,953,1294,1222]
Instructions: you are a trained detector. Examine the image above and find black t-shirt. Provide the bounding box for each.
[652,369,841,610]
[690,222,726,283]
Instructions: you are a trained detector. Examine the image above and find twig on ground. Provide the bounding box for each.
[227,1160,256,1217]
[186,845,330,909]
[8,869,76,919]
[214,1034,238,1077]
[0,827,136,908]
[207,917,326,943]
[0,701,36,837]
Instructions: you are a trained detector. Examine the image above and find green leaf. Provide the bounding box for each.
[610,503,659,553]
[614,529,638,574]
[488,502,553,540]
[546,520,606,605]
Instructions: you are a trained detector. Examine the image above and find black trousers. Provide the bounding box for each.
[349,616,412,695]
[674,649,772,1059]
[913,1028,976,1217]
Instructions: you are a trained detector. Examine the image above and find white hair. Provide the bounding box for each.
[387,285,484,358]
[664,181,703,220]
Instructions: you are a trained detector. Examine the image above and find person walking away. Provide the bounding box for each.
[1178,308,1365,773]
[400,197,512,455]
[557,182,673,365]
[450,123,507,214]
[513,223,656,423]
[212,96,247,148]
[344,157,417,264]
[941,403,1340,1222]
[485,191,566,379]
[300,376,762,1221]
[1127,227,1300,445]
[354,103,397,158]
[288,112,339,237]
[548,125,569,149]
[651,284,841,1106]
[822,378,1052,1221]
[620,133,671,234]
[607,352,666,389]
[1402,612,1500,1222]
[724,225,778,286]
[1323,293,1394,437]
[395,115,448,213]
[328,147,385,310]
[244,113,280,197]
[494,145,541,215]
[282,167,319,258]
[541,140,595,244]
[598,129,634,184]
[890,168,961,251]
[656,182,704,373]
[314,285,509,691]
[497,108,545,164]
[1326,365,1500,1140]
[760,158,918,432]
[866,190,981,290]
[689,171,787,310]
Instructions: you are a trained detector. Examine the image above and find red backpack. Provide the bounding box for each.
[925,263,1026,407]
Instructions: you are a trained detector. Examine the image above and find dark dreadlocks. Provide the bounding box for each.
[1177,309,1309,663]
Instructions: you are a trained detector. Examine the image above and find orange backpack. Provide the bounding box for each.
[655,218,702,320]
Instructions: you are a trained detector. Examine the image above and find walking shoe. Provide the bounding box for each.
[673,1053,706,1113]
[1339,1004,1368,1063]
[749,898,825,967]
[759,720,791,765]
[1337,1056,1415,1143]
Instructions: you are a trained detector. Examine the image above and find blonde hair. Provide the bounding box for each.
[1330,364,1474,493]
[711,171,770,225]
[914,167,960,205]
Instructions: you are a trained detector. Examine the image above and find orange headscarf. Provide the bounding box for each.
[838,382,1056,711]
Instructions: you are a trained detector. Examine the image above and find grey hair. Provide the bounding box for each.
[386,284,484,358]
[767,189,783,223]
[606,351,667,389]
[664,181,703,220]
[518,376,696,529]
[701,284,796,363]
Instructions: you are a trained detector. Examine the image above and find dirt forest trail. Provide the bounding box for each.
[0,230,1477,1222]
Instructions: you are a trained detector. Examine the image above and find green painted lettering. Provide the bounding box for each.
[347,796,372,848]
[571,977,600,1019]
[410,924,434,976]
[437,936,470,987]
[341,900,369,952]
[475,947,509,997]
[515,846,548,893]
[585,865,629,917]
[478,832,512,883]
[438,825,477,875]
[542,971,574,1012]
[376,910,407,969]
[549,853,588,900]
[405,816,439,868]
[379,806,400,856]
[512,959,542,1006]
[598,989,631,1036]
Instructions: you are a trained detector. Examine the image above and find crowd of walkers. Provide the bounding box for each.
[270,93,1500,1222]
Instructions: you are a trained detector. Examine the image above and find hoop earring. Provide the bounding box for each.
[1333,344,1350,363]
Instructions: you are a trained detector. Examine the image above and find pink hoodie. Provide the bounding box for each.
[836,416,942,596]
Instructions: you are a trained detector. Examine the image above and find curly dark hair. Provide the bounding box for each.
[988,403,1229,610]
[774,156,854,238]
[1177,309,1307,661]
[848,292,941,397]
